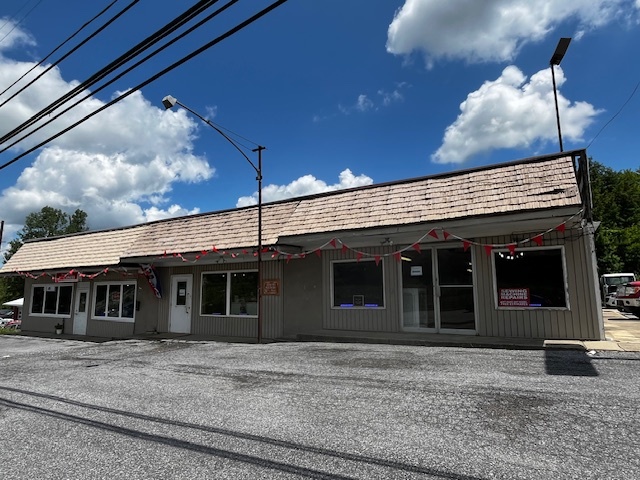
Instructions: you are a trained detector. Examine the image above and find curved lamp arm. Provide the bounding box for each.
[161,95,261,177]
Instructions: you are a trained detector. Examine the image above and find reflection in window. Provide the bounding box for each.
[201,271,258,316]
[93,282,136,321]
[201,273,227,315]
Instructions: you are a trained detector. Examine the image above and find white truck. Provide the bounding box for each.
[600,273,636,306]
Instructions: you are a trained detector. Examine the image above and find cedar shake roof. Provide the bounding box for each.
[1,152,584,273]
[2,226,148,273]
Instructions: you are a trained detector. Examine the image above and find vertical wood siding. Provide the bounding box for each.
[158,260,283,339]
[474,229,601,340]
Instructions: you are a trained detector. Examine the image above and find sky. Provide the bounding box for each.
[0,0,639,253]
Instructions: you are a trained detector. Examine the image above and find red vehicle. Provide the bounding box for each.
[4,319,21,330]
[616,281,640,316]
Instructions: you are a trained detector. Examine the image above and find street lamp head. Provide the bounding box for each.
[162,95,178,110]
[550,37,571,65]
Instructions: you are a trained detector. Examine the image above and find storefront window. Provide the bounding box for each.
[201,271,258,316]
[333,260,384,308]
[493,248,567,308]
[93,282,136,321]
[30,285,73,317]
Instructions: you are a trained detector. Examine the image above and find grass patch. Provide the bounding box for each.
[0,327,20,335]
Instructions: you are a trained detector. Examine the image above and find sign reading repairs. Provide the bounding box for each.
[499,288,530,307]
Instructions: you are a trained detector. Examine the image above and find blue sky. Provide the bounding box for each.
[0,0,639,251]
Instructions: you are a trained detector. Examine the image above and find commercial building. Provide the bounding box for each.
[0,150,603,342]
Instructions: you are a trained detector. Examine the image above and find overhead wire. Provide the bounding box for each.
[206,120,262,149]
[586,78,640,149]
[0,0,44,47]
[0,0,290,172]
[0,0,216,145]
[0,0,239,156]
[0,0,121,100]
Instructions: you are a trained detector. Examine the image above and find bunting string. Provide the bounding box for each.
[12,210,583,278]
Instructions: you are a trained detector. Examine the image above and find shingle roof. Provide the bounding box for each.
[1,153,583,273]
[279,156,580,236]
[1,225,148,273]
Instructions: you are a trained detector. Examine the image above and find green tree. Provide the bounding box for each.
[590,160,640,276]
[1,207,89,303]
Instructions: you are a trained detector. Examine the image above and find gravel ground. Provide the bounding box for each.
[1,336,639,479]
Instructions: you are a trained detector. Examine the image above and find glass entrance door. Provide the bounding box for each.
[401,246,476,332]
[437,248,476,332]
[401,250,434,329]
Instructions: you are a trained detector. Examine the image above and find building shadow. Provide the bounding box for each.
[544,349,598,376]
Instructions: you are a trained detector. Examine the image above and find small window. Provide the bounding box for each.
[333,260,384,308]
[92,282,137,322]
[494,248,568,309]
[30,284,74,317]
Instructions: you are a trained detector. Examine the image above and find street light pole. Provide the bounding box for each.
[549,37,571,152]
[161,95,265,343]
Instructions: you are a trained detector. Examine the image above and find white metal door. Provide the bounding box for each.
[170,274,192,333]
[73,284,90,335]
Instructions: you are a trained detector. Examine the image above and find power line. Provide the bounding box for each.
[0,0,121,100]
[0,0,290,172]
[586,78,640,149]
[0,0,44,47]
[0,0,222,147]
[0,0,233,154]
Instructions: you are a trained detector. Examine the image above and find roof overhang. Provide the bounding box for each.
[276,206,584,250]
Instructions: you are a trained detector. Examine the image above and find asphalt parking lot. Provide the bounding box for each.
[1,336,639,479]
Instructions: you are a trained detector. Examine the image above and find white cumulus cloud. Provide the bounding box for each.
[387,0,640,65]
[236,169,374,207]
[431,65,602,163]
[0,21,213,233]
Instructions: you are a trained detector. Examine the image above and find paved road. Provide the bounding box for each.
[1,337,639,479]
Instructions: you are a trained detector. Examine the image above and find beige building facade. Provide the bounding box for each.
[1,150,604,342]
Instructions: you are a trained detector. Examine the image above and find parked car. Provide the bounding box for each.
[600,273,636,301]
[0,308,14,319]
[4,319,21,330]
[616,281,640,316]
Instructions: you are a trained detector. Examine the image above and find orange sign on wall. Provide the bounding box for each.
[263,279,280,296]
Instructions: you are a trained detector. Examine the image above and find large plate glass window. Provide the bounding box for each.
[493,247,568,308]
[30,284,73,316]
[332,260,384,308]
[201,271,258,316]
[92,281,137,322]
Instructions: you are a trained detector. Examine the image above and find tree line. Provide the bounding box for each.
[590,160,640,276]
[1,207,88,303]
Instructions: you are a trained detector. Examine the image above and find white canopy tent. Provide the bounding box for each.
[2,298,23,307]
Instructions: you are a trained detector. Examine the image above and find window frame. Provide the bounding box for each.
[30,284,74,317]
[200,270,259,317]
[91,280,137,323]
[331,259,386,309]
[491,245,570,310]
